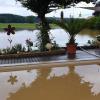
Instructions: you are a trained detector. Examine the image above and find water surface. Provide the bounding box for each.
[0,64,100,100]
[0,29,99,49]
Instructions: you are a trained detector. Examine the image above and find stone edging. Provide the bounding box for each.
[0,58,100,72]
[0,49,66,59]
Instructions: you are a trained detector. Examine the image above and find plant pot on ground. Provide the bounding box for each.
[66,35,77,59]
[67,43,77,59]
[53,18,87,59]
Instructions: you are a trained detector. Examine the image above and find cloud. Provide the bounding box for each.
[0,0,34,16]
[0,0,96,17]
[46,7,94,18]
[76,2,95,7]
[0,0,18,6]
[0,6,34,16]
[46,2,95,18]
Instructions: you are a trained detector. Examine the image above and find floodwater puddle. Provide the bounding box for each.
[0,64,100,100]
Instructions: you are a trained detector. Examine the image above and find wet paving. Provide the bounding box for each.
[0,49,99,100]
[0,50,99,65]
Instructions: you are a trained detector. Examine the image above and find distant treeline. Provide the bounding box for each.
[0,13,95,23]
[0,14,65,23]
[0,14,39,23]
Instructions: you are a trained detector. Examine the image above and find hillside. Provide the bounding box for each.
[0,14,38,23]
[0,14,61,23]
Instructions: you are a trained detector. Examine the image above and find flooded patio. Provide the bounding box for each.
[0,23,99,100]
[1,64,100,100]
[0,33,99,100]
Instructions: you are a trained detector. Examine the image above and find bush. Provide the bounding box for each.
[96,35,100,41]
[1,44,26,54]
[87,39,100,48]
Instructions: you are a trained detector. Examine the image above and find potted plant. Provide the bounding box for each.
[53,18,87,58]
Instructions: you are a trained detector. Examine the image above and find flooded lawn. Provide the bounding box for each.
[0,29,99,49]
[1,64,100,100]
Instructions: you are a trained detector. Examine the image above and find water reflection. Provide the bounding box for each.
[7,66,92,100]
[80,29,100,37]
[0,30,38,49]
[0,65,100,100]
[75,64,100,95]
[0,69,38,100]
[0,29,99,49]
[8,74,18,85]
[50,29,94,46]
[47,67,69,79]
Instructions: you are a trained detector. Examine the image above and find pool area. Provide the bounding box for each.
[0,64,100,100]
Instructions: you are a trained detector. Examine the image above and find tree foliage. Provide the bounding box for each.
[93,1,100,16]
[0,14,37,23]
[16,0,96,51]
[87,16,100,30]
[16,0,96,16]
[53,18,87,44]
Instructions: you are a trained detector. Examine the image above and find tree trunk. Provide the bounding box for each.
[38,14,50,51]
[69,35,75,44]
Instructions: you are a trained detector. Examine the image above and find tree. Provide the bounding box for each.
[93,1,100,16]
[53,18,87,44]
[53,18,87,58]
[16,0,96,51]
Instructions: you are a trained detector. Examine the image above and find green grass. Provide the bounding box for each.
[0,23,37,30]
[50,24,59,29]
[0,23,59,30]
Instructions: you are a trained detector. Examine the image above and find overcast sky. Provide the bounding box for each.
[0,0,34,16]
[0,0,99,18]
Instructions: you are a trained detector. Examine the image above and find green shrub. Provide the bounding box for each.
[1,44,26,54]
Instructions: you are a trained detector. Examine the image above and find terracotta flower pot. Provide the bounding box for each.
[67,43,77,59]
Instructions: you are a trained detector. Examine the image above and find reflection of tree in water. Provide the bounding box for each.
[80,29,100,37]
[8,74,18,85]
[7,66,100,100]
